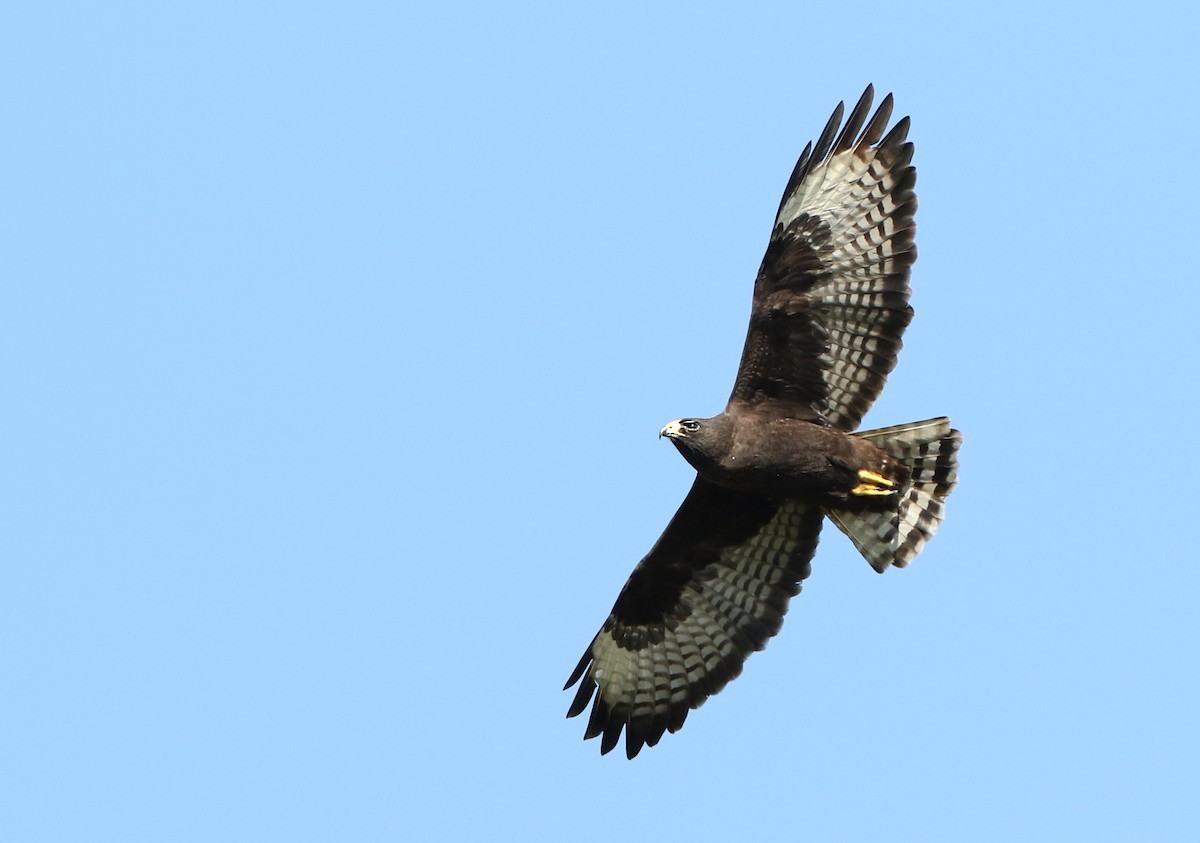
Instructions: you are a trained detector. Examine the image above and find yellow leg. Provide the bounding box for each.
[851,469,896,497]
[858,469,893,487]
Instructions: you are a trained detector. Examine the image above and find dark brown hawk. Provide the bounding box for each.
[564,86,962,758]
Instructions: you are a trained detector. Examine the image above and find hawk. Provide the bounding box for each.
[565,86,962,758]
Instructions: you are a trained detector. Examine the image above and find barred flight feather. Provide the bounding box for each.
[732,85,917,430]
[565,484,822,759]
[824,418,962,572]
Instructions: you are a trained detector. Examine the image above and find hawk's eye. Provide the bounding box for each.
[681,420,701,433]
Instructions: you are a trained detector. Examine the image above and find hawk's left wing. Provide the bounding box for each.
[728,86,917,430]
[565,479,823,758]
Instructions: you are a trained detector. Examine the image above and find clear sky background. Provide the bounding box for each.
[5,2,1199,840]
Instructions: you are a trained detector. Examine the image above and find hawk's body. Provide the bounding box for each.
[664,412,905,498]
[565,87,962,758]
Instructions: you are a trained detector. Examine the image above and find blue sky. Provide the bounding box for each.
[5,2,1199,840]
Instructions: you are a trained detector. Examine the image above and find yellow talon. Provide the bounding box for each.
[851,484,895,496]
[851,469,896,497]
[857,469,893,487]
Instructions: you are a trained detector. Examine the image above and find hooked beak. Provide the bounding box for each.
[659,419,683,440]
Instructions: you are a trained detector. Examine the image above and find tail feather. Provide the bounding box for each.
[824,417,961,573]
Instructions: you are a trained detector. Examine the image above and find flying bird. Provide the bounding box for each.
[564,86,962,758]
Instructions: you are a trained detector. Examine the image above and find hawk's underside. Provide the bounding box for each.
[566,86,962,758]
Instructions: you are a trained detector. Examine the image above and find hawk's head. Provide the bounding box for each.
[659,415,733,473]
[659,418,703,440]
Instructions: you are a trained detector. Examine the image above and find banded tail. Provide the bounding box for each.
[825,417,961,573]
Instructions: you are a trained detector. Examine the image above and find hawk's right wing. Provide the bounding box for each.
[565,479,823,759]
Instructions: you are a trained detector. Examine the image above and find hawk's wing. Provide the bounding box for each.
[728,85,917,431]
[564,479,823,758]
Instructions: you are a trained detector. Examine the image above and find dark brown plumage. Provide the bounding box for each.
[565,86,962,758]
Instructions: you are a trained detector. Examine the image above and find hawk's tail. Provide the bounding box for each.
[824,417,962,573]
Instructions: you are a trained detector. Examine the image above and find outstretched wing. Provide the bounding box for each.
[565,479,823,758]
[729,85,917,430]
